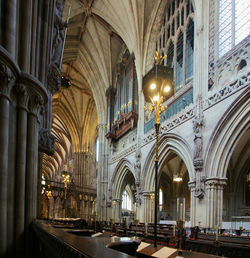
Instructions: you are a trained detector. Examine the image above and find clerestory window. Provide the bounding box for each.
[219,0,250,57]
[157,0,194,93]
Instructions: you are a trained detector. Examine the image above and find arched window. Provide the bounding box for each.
[159,188,163,211]
[219,0,250,57]
[95,137,99,162]
[41,174,46,194]
[122,190,132,210]
[176,32,184,90]
[167,41,174,68]
[185,19,194,83]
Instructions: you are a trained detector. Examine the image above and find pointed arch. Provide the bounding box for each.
[142,133,194,192]
[111,159,136,199]
[205,88,250,178]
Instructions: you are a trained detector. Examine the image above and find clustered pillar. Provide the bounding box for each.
[0,0,66,257]
[0,62,47,258]
[206,178,227,228]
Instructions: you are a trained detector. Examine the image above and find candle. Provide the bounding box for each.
[173,224,175,236]
[216,225,218,241]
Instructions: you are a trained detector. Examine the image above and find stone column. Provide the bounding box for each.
[7,90,16,258]
[205,178,227,228]
[85,197,89,221]
[137,74,145,138]
[25,94,42,257]
[113,199,121,222]
[80,199,85,218]
[15,84,29,257]
[37,153,43,218]
[0,63,14,257]
[142,193,151,224]
[97,124,109,221]
[5,0,17,57]
[188,181,196,227]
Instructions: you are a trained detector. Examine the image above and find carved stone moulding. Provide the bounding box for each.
[193,159,203,171]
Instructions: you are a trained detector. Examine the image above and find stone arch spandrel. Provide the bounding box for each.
[205,89,250,179]
[142,133,194,192]
[111,159,136,200]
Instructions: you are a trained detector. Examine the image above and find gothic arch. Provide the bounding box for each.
[205,89,250,178]
[142,133,194,192]
[111,159,136,200]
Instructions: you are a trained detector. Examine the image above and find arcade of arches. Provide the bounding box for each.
[0,0,249,257]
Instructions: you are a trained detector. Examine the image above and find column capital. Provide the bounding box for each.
[142,191,151,199]
[205,178,227,188]
[0,61,15,100]
[28,93,44,117]
[15,84,29,110]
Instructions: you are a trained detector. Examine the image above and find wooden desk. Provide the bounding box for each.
[33,221,134,258]
[136,242,220,258]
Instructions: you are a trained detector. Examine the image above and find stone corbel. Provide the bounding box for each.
[38,128,56,155]
[47,63,61,95]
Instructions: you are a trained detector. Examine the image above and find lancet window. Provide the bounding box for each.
[122,190,132,211]
[156,0,194,92]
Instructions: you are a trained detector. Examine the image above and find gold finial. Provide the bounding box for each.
[155,51,167,65]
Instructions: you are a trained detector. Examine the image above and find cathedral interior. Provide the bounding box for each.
[0,0,249,257]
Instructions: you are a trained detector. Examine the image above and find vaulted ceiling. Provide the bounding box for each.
[42,0,166,180]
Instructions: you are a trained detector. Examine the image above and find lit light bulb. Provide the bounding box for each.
[173,175,183,182]
[150,83,156,90]
[153,95,159,102]
[164,85,171,93]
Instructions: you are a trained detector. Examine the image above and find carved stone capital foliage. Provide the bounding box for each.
[28,94,44,116]
[38,128,56,155]
[47,64,61,95]
[205,178,227,189]
[15,84,29,109]
[0,61,16,99]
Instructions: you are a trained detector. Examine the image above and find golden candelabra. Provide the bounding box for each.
[61,170,71,218]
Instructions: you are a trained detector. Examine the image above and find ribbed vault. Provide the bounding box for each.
[42,0,169,180]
